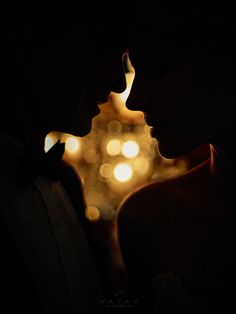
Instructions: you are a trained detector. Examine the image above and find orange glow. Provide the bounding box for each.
[106,139,122,156]
[108,53,145,124]
[134,157,150,175]
[122,140,140,159]
[119,72,135,103]
[44,134,57,152]
[85,205,101,222]
[43,52,188,221]
[113,163,133,182]
[99,163,113,178]
[65,136,81,154]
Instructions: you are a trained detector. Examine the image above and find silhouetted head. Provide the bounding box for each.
[1,1,128,147]
[126,1,236,158]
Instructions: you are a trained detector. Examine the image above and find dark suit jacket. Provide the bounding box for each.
[0,132,104,314]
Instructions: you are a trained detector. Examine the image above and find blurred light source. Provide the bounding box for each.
[85,205,101,222]
[65,136,81,154]
[99,163,113,178]
[122,140,140,159]
[134,157,149,175]
[106,139,122,156]
[84,148,97,163]
[107,120,122,133]
[44,134,57,152]
[113,163,133,182]
[43,52,189,221]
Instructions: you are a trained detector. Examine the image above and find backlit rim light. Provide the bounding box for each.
[44,134,57,152]
[113,163,133,182]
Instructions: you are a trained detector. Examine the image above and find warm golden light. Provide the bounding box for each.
[106,139,122,156]
[99,163,113,178]
[85,205,101,222]
[43,52,189,222]
[134,157,150,175]
[44,134,57,152]
[65,136,81,154]
[119,54,135,103]
[107,120,122,133]
[113,163,133,182]
[119,72,135,103]
[84,148,97,163]
[122,140,140,159]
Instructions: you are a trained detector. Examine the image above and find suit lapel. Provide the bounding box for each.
[34,175,104,313]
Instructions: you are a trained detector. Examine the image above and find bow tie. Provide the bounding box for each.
[18,140,65,188]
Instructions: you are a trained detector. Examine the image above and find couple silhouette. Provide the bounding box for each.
[1,1,236,313]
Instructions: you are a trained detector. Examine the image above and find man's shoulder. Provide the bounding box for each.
[0,132,23,160]
[0,132,24,188]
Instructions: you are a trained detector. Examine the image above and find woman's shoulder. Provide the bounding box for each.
[117,157,211,224]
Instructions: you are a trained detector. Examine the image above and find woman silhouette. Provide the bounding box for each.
[117,2,236,313]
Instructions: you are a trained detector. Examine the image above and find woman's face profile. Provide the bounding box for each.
[127,50,214,158]
[126,10,229,158]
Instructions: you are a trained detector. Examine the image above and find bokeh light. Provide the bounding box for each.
[99,163,113,178]
[107,120,122,133]
[122,140,140,159]
[134,157,150,175]
[44,52,190,221]
[65,136,81,154]
[85,205,101,222]
[113,163,133,182]
[106,139,122,156]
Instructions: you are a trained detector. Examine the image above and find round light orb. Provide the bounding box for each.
[65,136,81,154]
[106,139,122,156]
[113,163,133,182]
[85,205,101,222]
[107,120,122,133]
[99,163,113,178]
[122,140,140,159]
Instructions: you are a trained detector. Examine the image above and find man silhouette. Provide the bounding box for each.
[0,1,127,313]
